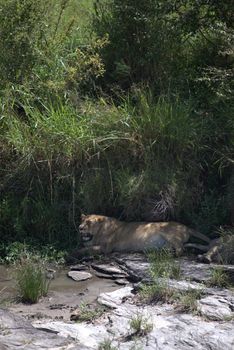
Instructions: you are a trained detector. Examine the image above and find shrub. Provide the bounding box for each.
[93,0,183,90]
[0,0,49,86]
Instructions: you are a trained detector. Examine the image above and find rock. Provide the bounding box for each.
[33,321,108,349]
[197,295,234,320]
[179,259,212,282]
[2,254,234,350]
[98,287,134,308]
[112,273,129,279]
[115,253,150,282]
[115,279,129,286]
[70,264,89,271]
[91,263,125,276]
[167,279,205,292]
[94,271,114,279]
[67,271,92,281]
[94,271,129,280]
[33,294,234,350]
[0,309,81,349]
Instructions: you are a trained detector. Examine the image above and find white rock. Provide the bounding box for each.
[197,295,233,320]
[92,263,126,275]
[67,271,92,281]
[97,286,134,308]
[33,321,108,349]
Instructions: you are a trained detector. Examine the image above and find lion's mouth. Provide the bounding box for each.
[82,232,93,243]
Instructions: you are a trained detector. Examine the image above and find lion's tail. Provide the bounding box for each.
[190,229,211,244]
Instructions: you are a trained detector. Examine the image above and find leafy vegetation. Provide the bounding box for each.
[0,242,65,265]
[0,0,233,258]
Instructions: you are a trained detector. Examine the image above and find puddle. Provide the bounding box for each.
[0,265,120,321]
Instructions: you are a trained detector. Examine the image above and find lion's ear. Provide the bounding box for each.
[81,214,86,220]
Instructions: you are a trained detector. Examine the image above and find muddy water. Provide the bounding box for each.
[0,265,119,321]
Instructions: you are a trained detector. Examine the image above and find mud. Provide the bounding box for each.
[0,265,119,321]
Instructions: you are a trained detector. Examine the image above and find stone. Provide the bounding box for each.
[0,309,82,349]
[91,263,125,276]
[67,271,92,282]
[197,295,234,320]
[2,255,234,350]
[94,272,114,279]
[115,254,150,282]
[33,321,108,349]
[115,279,129,286]
[70,264,89,271]
[33,289,234,350]
[97,286,134,308]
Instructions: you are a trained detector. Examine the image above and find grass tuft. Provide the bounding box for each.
[129,313,153,337]
[139,249,180,303]
[98,338,117,350]
[208,267,231,288]
[173,289,203,314]
[15,257,50,303]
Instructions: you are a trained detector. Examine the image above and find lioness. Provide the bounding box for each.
[78,214,210,256]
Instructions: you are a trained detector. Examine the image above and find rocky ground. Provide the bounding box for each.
[0,254,234,349]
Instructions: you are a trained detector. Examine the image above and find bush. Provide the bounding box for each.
[93,0,183,90]
[0,0,49,86]
[2,91,232,249]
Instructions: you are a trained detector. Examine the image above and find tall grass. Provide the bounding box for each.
[16,257,50,303]
[1,90,232,248]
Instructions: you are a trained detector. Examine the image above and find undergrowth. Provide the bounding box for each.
[0,0,233,256]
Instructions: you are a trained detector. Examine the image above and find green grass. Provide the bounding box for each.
[98,339,117,350]
[139,249,180,304]
[1,89,230,250]
[148,249,181,280]
[208,267,231,288]
[173,289,203,314]
[129,313,153,337]
[15,257,50,303]
[71,302,105,322]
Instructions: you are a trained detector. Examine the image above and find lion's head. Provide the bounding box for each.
[79,214,105,245]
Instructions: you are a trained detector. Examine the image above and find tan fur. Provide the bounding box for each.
[79,214,210,255]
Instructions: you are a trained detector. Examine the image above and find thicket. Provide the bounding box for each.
[0,0,233,256]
